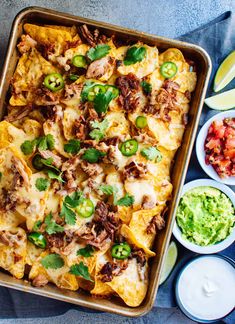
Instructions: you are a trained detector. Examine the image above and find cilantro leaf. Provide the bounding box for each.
[41,253,64,269]
[64,139,80,155]
[60,203,76,225]
[140,146,162,162]
[93,90,113,114]
[46,134,55,150]
[89,119,108,141]
[64,191,83,208]
[0,172,2,180]
[20,140,35,155]
[87,44,111,62]
[116,193,134,206]
[69,262,93,281]
[35,178,50,192]
[44,213,64,235]
[32,220,42,231]
[141,81,152,94]
[37,136,48,151]
[47,169,64,183]
[77,245,94,257]
[81,148,106,163]
[124,46,146,66]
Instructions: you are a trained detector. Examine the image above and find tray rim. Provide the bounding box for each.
[0,6,212,317]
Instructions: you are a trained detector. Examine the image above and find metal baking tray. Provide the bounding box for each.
[0,6,212,317]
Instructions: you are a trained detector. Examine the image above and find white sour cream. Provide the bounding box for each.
[177,256,235,321]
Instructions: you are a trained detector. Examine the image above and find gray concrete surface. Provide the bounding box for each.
[0,0,234,323]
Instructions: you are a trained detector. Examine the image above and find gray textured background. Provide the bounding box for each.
[0,0,234,323]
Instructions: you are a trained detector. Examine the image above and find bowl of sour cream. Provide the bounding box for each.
[175,255,235,323]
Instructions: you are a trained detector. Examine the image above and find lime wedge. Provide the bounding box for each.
[159,241,178,285]
[214,51,235,92]
[204,88,235,110]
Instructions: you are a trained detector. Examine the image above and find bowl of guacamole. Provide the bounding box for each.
[173,179,235,253]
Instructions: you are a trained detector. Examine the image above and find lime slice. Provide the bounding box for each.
[159,241,178,285]
[214,51,235,92]
[204,88,235,110]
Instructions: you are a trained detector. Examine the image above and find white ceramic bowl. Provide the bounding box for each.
[196,110,235,186]
[173,179,235,254]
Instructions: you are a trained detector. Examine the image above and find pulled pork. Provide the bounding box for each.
[99,259,128,283]
[80,160,103,177]
[32,274,49,287]
[73,116,87,140]
[75,201,120,249]
[123,161,147,180]
[146,214,165,234]
[61,156,80,191]
[35,87,60,106]
[40,104,63,122]
[39,149,62,168]
[64,83,82,101]
[0,230,23,248]
[115,73,140,112]
[143,80,180,121]
[86,56,115,80]
[17,35,37,54]
[79,24,106,46]
[142,195,156,210]
[5,106,32,122]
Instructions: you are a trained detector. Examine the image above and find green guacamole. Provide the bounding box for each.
[176,186,235,246]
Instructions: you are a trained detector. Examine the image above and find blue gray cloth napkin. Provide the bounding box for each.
[0,10,234,321]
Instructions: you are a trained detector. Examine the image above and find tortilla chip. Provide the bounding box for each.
[173,71,197,93]
[117,44,159,78]
[43,120,69,158]
[29,251,79,291]
[10,48,58,106]
[15,172,49,230]
[62,107,81,140]
[24,24,79,56]
[0,211,25,230]
[91,251,114,297]
[121,224,155,257]
[107,258,148,307]
[128,205,166,250]
[0,227,27,279]
[25,241,43,266]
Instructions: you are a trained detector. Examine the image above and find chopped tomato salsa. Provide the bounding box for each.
[205,118,235,178]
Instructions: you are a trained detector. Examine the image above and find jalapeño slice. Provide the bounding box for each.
[160,62,178,79]
[72,55,87,68]
[87,84,106,102]
[120,139,138,156]
[135,116,147,129]
[105,85,119,99]
[28,232,47,249]
[75,198,94,218]
[32,154,44,171]
[111,242,131,259]
[44,73,64,92]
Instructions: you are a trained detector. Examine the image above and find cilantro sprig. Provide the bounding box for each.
[140,146,162,162]
[41,253,64,269]
[123,46,146,66]
[60,192,84,225]
[86,44,111,62]
[45,213,64,235]
[77,245,94,257]
[93,90,113,114]
[89,119,108,141]
[20,134,55,155]
[69,262,93,281]
[99,184,134,206]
